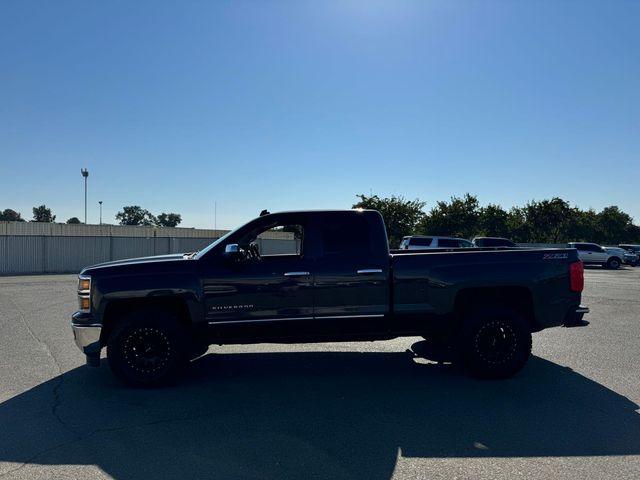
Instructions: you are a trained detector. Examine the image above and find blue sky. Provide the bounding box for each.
[1,0,638,229]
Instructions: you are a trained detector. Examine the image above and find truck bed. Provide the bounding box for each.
[390,247,580,332]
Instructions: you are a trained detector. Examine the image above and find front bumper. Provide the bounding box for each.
[72,311,102,365]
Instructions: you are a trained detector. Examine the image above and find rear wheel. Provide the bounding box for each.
[457,306,532,379]
[107,308,190,387]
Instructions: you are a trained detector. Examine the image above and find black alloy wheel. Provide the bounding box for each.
[107,309,189,387]
[474,320,518,366]
[458,306,532,379]
[123,326,172,374]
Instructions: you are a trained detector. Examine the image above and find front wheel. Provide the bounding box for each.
[107,309,190,387]
[606,257,621,269]
[457,306,532,379]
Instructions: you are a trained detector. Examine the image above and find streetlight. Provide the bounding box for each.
[81,168,89,224]
[98,201,103,225]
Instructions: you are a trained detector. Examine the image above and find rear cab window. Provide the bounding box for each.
[313,211,389,262]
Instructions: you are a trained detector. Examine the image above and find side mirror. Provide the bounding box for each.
[224,244,242,260]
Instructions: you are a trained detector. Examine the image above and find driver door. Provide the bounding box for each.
[203,216,315,335]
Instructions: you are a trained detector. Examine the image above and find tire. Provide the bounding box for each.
[606,257,621,269]
[107,308,190,387]
[457,305,532,379]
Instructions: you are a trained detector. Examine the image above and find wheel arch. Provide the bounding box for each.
[100,296,192,347]
[454,286,537,332]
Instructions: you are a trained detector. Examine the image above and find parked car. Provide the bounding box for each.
[567,242,623,269]
[605,247,639,266]
[472,237,517,247]
[619,244,640,257]
[398,235,475,249]
[72,209,588,386]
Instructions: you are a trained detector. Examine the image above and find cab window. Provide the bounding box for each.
[319,215,372,257]
[257,224,303,256]
[240,222,304,256]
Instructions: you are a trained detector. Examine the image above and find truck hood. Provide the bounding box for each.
[81,253,192,274]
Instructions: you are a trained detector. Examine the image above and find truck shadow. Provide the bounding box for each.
[1,351,638,479]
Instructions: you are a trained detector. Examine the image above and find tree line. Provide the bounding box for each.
[4,196,639,245]
[353,193,640,248]
[0,205,182,227]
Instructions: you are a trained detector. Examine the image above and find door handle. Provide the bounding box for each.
[357,269,383,275]
[284,271,310,277]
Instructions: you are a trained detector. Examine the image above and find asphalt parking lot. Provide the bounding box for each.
[0,268,639,480]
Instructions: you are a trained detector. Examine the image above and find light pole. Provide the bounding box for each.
[81,168,89,224]
[98,201,103,225]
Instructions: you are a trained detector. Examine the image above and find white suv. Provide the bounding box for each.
[399,235,475,250]
[568,242,623,269]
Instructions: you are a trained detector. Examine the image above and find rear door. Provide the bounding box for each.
[311,212,390,334]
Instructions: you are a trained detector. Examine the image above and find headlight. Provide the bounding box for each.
[78,275,91,313]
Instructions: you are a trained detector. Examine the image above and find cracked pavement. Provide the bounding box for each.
[0,271,639,480]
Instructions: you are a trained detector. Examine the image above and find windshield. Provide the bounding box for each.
[192,225,242,260]
[192,214,280,259]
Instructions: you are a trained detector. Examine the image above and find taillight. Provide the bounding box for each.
[570,261,584,292]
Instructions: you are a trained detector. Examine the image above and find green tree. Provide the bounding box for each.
[570,208,598,243]
[115,206,156,226]
[155,213,182,228]
[66,217,81,224]
[504,207,528,243]
[520,198,577,243]
[353,194,426,248]
[419,194,480,239]
[0,209,25,221]
[477,204,511,238]
[595,206,635,245]
[625,224,640,243]
[32,205,56,223]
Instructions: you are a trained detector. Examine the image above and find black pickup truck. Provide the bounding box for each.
[72,209,588,386]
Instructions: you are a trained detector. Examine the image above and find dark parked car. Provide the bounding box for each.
[619,244,640,257]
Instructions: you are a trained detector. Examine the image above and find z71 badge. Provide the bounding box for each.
[542,253,569,260]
